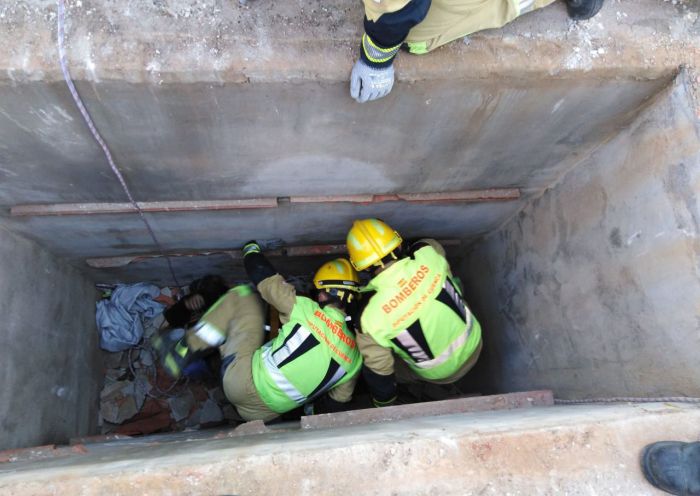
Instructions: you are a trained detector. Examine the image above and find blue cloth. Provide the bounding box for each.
[96,283,165,352]
[183,359,215,381]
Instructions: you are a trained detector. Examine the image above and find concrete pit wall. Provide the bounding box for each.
[459,73,700,399]
[0,77,671,284]
[0,0,697,454]
[1,0,698,284]
[0,222,101,451]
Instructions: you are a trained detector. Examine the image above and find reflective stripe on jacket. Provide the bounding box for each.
[360,245,481,380]
[252,297,362,413]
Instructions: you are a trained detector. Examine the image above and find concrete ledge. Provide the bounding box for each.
[1,0,698,83]
[301,390,554,429]
[1,403,699,494]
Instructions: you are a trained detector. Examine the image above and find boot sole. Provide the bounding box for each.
[568,0,605,20]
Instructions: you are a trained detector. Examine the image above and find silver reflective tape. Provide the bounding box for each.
[444,279,468,323]
[362,33,400,64]
[395,330,431,362]
[261,344,307,404]
[413,325,471,370]
[309,366,347,401]
[272,326,311,365]
[194,321,226,346]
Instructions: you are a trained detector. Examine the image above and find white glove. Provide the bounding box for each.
[350,59,395,103]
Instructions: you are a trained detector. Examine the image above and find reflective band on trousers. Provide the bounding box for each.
[261,343,307,404]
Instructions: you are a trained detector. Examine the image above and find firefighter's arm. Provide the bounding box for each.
[351,0,431,103]
[256,275,296,324]
[356,331,398,406]
[243,241,296,323]
[362,0,431,51]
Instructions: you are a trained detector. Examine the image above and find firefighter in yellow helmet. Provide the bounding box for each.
[154,248,363,420]
[346,219,482,406]
[351,0,605,102]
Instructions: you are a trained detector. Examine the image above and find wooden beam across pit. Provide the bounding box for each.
[11,189,521,217]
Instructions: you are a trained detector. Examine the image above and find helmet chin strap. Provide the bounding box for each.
[318,288,354,308]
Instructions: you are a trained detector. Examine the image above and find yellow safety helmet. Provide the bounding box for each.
[313,258,361,303]
[346,218,403,271]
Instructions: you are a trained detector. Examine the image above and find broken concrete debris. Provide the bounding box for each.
[99,380,144,425]
[167,389,196,423]
[199,399,225,425]
[98,280,237,436]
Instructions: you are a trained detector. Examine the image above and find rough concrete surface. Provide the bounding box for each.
[0,0,696,284]
[0,75,670,282]
[0,0,698,83]
[1,403,700,494]
[460,72,700,398]
[301,390,553,429]
[0,0,696,465]
[0,77,667,207]
[0,221,101,450]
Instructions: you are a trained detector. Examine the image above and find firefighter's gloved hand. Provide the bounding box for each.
[242,240,262,257]
[350,59,394,103]
[151,328,193,379]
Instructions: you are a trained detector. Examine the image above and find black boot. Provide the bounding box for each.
[641,441,700,495]
[565,0,604,20]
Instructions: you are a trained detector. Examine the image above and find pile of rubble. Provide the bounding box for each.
[96,284,240,436]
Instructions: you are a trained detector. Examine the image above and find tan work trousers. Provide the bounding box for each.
[394,339,483,384]
[405,0,557,53]
[189,287,279,422]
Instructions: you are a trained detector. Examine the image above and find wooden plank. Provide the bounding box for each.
[11,189,520,217]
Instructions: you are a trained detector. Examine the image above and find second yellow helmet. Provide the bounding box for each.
[313,258,360,293]
[346,218,403,271]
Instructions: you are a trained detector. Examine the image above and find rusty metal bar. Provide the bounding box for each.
[86,244,349,268]
[289,194,376,204]
[11,189,520,217]
[85,240,461,269]
[289,188,520,205]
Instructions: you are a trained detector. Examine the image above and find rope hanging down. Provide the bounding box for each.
[56,0,180,287]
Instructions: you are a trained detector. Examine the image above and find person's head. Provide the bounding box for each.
[346,218,403,274]
[313,258,360,309]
